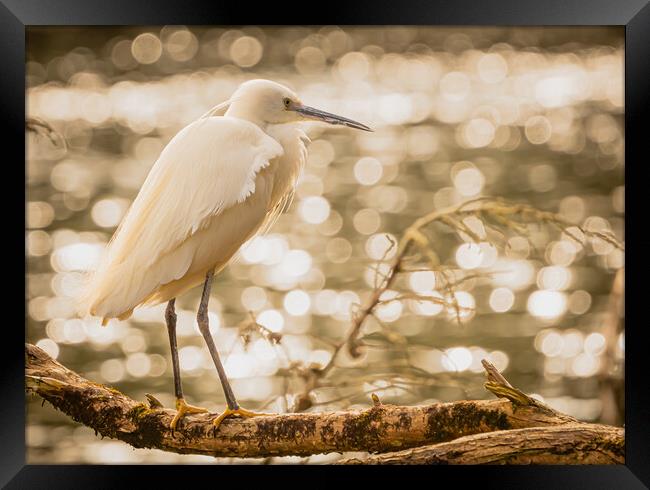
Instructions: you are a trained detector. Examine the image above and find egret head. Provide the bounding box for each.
[225,79,372,131]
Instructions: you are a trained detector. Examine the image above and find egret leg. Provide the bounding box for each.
[166,298,207,431]
[196,270,271,433]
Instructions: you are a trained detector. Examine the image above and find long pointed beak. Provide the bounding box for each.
[294,105,373,132]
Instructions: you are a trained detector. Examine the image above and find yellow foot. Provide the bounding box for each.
[212,407,272,433]
[170,398,208,431]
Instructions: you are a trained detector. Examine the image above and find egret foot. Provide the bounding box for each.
[212,407,272,433]
[170,398,208,431]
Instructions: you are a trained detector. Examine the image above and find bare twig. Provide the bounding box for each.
[314,197,623,383]
[26,117,67,150]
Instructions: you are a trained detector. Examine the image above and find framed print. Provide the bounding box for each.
[4,0,649,487]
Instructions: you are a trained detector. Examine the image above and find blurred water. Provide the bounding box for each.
[26,26,624,463]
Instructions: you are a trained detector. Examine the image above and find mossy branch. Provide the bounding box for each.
[26,343,621,462]
[338,424,624,464]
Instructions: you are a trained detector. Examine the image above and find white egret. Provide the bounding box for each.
[82,79,371,431]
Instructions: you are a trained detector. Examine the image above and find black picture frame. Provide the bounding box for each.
[4,0,648,487]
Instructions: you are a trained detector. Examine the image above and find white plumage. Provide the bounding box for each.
[82,79,369,326]
[80,78,370,430]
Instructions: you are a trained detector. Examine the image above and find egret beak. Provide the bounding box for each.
[294,104,373,132]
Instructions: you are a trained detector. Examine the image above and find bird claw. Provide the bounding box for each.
[211,407,272,436]
[170,398,208,432]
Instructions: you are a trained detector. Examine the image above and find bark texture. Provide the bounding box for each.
[339,424,624,464]
[26,343,623,463]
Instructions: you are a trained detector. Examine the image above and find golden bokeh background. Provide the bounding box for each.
[26,26,624,464]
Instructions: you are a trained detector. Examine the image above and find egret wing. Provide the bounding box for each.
[85,116,283,318]
[108,116,282,267]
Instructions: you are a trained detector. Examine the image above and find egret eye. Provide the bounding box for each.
[283,98,291,109]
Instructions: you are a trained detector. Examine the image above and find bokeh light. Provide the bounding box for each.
[26,25,624,464]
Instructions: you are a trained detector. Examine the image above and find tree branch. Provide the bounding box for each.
[27,343,586,459]
[338,424,624,464]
